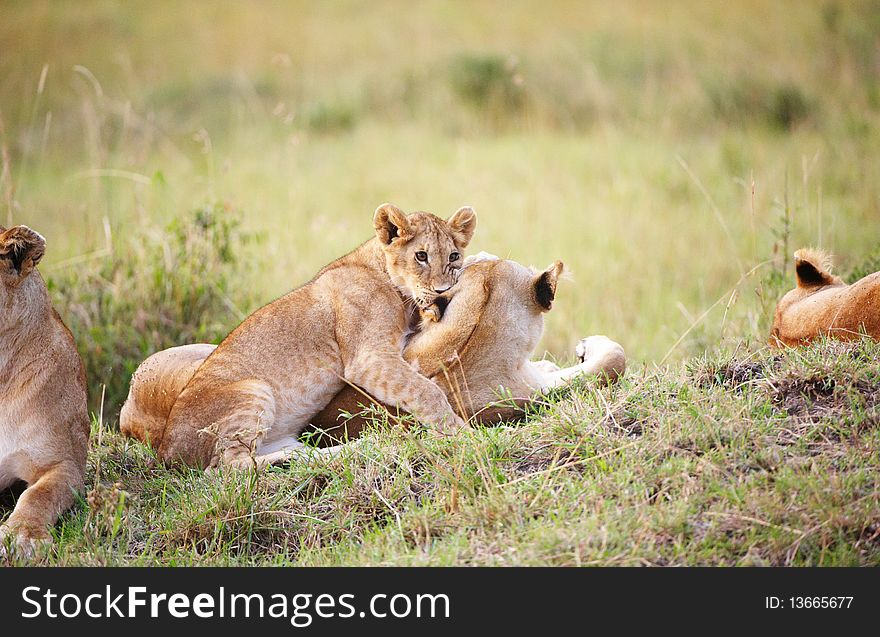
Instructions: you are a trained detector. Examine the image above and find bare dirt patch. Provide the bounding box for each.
[769,374,880,422]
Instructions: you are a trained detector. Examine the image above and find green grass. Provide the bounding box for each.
[4,1,880,367]
[3,337,877,566]
[1,1,879,564]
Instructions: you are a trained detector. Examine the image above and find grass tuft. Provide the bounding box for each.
[46,204,262,417]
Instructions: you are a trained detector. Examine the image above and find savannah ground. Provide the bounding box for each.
[0,0,878,564]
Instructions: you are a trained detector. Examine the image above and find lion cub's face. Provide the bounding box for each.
[0,225,47,320]
[373,203,477,309]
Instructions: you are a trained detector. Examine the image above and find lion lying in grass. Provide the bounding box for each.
[306,253,625,444]
[121,203,477,469]
[121,252,625,459]
[0,226,90,556]
[770,248,880,347]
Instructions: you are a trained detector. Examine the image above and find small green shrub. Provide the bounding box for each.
[304,99,358,133]
[845,248,880,282]
[449,53,525,113]
[705,75,813,130]
[770,84,811,130]
[47,203,263,420]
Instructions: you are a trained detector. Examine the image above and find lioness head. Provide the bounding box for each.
[769,248,846,345]
[423,254,565,359]
[770,248,846,346]
[0,225,46,301]
[373,203,477,309]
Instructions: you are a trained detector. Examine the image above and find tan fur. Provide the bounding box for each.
[122,255,625,451]
[0,226,89,556]
[770,248,880,346]
[309,257,626,441]
[121,204,476,469]
[118,344,217,448]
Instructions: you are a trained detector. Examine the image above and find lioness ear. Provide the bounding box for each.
[447,206,477,248]
[794,248,836,288]
[373,203,413,245]
[534,261,564,311]
[0,225,46,278]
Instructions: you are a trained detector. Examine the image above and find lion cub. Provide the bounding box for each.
[770,248,880,347]
[0,226,89,555]
[130,204,476,469]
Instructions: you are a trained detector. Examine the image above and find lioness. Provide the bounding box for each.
[126,204,476,469]
[122,254,625,453]
[770,248,880,347]
[0,226,89,555]
[306,254,626,443]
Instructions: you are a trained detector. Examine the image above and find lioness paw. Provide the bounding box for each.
[576,335,618,363]
[0,523,49,560]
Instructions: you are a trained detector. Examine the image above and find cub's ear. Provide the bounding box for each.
[794,248,837,288]
[447,206,477,248]
[374,203,413,245]
[0,225,46,278]
[534,260,564,311]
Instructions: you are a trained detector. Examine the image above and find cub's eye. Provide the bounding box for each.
[449,252,461,263]
[415,251,428,263]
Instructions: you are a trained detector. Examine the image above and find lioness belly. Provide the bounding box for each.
[0,443,23,491]
[0,423,38,490]
[0,400,30,489]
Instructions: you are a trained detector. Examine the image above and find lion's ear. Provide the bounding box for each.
[374,203,413,245]
[534,261,563,311]
[794,248,836,288]
[0,225,46,279]
[447,206,477,248]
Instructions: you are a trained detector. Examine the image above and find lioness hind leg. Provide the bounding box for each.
[0,459,84,557]
[252,442,348,469]
[120,343,216,450]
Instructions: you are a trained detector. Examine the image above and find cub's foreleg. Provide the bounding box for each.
[253,441,347,468]
[345,348,466,433]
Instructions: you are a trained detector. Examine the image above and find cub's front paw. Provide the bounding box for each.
[575,335,626,384]
[419,304,443,323]
[429,414,469,437]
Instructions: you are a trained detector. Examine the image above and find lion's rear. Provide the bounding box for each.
[120,344,216,449]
